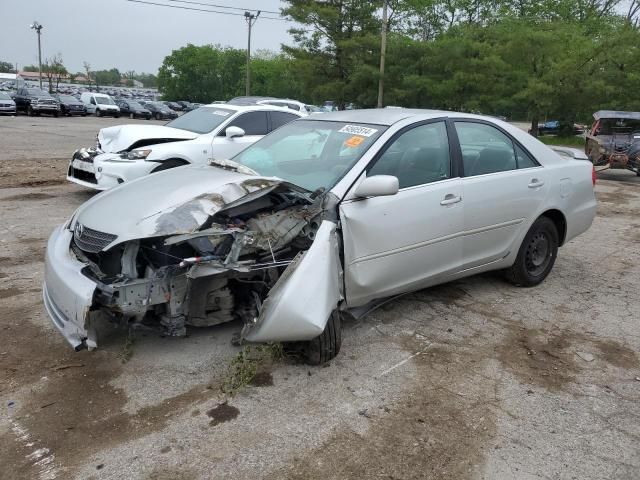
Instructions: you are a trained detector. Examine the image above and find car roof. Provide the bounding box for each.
[202,103,303,114]
[594,110,640,121]
[298,108,462,126]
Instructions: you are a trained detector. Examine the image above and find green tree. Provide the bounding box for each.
[282,0,383,107]
[23,64,39,72]
[0,61,14,73]
[158,44,245,102]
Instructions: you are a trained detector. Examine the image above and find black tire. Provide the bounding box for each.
[154,112,161,120]
[27,105,34,116]
[300,310,342,365]
[505,216,559,287]
[151,158,189,173]
[53,112,59,118]
[96,109,102,117]
[115,114,120,118]
[129,113,134,119]
[82,113,87,117]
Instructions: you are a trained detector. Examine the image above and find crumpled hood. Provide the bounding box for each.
[73,164,299,246]
[98,124,198,153]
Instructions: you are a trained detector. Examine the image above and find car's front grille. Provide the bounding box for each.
[73,224,117,253]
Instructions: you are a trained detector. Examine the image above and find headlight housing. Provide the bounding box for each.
[123,149,152,160]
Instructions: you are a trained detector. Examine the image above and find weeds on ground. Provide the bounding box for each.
[221,343,283,396]
[118,331,135,364]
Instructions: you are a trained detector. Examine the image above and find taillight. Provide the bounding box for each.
[592,166,597,186]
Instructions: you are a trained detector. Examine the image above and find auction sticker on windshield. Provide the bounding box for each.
[344,135,365,148]
[338,125,378,137]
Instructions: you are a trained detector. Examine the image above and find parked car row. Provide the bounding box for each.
[44,104,597,366]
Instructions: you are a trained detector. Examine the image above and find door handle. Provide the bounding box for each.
[528,179,545,188]
[440,194,462,206]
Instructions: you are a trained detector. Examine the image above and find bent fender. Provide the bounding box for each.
[243,220,343,342]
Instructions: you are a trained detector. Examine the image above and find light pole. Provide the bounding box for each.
[377,1,388,108]
[30,21,44,90]
[244,10,260,96]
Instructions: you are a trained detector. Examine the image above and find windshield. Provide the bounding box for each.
[166,106,234,134]
[598,118,640,135]
[233,120,387,192]
[96,96,115,105]
[129,101,143,109]
[59,95,77,102]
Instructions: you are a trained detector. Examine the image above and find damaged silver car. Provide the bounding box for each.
[44,110,597,364]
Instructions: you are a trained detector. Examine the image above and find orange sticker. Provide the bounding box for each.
[344,135,365,148]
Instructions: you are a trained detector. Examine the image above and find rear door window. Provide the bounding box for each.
[226,111,269,136]
[455,122,517,176]
[270,111,299,131]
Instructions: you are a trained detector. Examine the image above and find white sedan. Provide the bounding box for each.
[67,104,304,190]
[44,109,596,363]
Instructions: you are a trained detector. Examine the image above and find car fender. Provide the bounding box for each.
[145,136,212,165]
[243,220,343,343]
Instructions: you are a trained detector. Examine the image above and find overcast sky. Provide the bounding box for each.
[0,0,294,74]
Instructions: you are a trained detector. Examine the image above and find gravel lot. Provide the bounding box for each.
[0,115,639,480]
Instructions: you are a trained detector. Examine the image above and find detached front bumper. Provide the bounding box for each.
[43,226,98,350]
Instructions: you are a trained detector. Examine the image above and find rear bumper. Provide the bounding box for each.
[43,226,98,350]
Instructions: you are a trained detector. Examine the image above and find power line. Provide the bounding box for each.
[126,0,287,21]
[168,0,280,15]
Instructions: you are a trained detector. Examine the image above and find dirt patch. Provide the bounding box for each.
[0,287,23,300]
[0,305,221,478]
[596,189,638,206]
[271,336,497,480]
[0,245,44,267]
[1,192,57,201]
[593,339,639,369]
[250,371,274,387]
[207,402,240,426]
[0,157,68,188]
[145,467,198,480]
[495,327,578,391]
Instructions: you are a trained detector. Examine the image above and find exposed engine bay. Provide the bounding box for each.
[68,180,342,347]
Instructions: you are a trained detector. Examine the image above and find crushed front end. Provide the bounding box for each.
[43,176,342,350]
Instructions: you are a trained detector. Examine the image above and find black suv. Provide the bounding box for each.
[52,94,87,116]
[115,99,152,119]
[14,87,61,116]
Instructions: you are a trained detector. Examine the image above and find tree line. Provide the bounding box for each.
[158,0,640,134]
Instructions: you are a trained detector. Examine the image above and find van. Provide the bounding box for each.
[80,92,120,117]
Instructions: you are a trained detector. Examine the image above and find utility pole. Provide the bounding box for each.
[30,21,44,90]
[377,1,388,108]
[244,10,260,96]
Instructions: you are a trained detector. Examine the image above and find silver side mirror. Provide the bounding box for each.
[225,126,245,138]
[354,175,399,198]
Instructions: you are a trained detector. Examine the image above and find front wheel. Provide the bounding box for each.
[504,216,559,287]
[129,113,134,119]
[27,105,34,116]
[96,109,102,117]
[154,112,161,120]
[299,310,342,365]
[150,159,189,173]
[53,112,59,118]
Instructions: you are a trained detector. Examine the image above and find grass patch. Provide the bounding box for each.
[221,343,283,396]
[537,135,586,148]
[118,332,135,364]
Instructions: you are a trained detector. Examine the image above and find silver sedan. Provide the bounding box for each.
[43,109,597,364]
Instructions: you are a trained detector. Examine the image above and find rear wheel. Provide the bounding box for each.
[505,216,559,287]
[154,112,161,120]
[129,113,134,119]
[27,105,34,116]
[96,109,102,117]
[299,310,342,365]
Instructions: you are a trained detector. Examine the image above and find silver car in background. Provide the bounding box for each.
[43,109,597,364]
[0,92,16,115]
